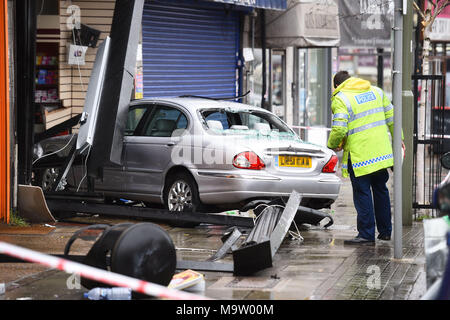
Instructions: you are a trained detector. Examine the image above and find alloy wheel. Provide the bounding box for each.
[41,168,59,191]
[167,180,192,211]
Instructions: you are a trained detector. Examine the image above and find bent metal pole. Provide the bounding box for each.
[393,0,404,259]
[0,241,210,300]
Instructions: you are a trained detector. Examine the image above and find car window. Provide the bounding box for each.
[242,113,270,130]
[143,106,188,137]
[125,106,148,136]
[205,111,230,129]
[200,108,298,140]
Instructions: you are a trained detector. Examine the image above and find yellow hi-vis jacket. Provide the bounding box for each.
[327,77,402,178]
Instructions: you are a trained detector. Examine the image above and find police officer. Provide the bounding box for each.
[328,71,405,245]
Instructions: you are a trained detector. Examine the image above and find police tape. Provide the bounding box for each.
[0,241,211,300]
[291,125,332,132]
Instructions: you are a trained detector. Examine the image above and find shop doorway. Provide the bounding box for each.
[294,48,332,146]
[269,50,286,120]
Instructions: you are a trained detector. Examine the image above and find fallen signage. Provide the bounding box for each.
[243,198,334,228]
[233,191,301,276]
[45,198,255,228]
[175,227,242,273]
[207,227,242,262]
[176,191,302,276]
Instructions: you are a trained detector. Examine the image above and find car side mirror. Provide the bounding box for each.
[441,152,450,170]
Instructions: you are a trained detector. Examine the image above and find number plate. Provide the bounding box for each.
[278,155,311,168]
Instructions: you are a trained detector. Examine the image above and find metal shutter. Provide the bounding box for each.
[142,0,239,98]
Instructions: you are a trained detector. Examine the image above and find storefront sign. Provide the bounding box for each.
[339,0,393,48]
[264,0,340,48]
[67,44,88,65]
[213,0,286,10]
[425,3,450,42]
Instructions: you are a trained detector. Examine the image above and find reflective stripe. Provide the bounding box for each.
[386,116,393,124]
[332,120,347,127]
[342,163,348,169]
[348,119,387,136]
[351,154,393,169]
[352,107,384,121]
[384,104,393,112]
[337,92,353,120]
[333,113,348,120]
[372,86,384,100]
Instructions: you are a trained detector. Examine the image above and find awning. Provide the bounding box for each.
[212,0,287,10]
[262,0,340,48]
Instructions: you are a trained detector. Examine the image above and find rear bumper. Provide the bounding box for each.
[193,169,342,205]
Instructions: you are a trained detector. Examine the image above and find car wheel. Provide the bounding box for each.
[163,172,201,227]
[36,168,60,192]
[164,172,201,212]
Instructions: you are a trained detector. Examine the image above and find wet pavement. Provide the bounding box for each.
[0,174,427,300]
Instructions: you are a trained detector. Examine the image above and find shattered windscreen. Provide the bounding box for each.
[199,108,299,140]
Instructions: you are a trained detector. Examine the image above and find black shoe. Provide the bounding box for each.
[377,234,391,241]
[344,237,375,245]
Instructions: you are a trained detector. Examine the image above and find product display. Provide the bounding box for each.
[35,89,58,103]
[35,69,57,85]
[36,55,57,66]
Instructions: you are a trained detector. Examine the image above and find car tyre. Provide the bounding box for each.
[34,167,60,192]
[163,171,201,227]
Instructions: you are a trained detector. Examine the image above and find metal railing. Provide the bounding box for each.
[412,74,446,219]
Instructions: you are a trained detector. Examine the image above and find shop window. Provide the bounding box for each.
[337,48,392,100]
[247,48,270,108]
[271,51,285,119]
[35,41,61,131]
[298,48,329,127]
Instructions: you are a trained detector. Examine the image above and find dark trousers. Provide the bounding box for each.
[348,160,392,241]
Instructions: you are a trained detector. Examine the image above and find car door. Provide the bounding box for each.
[124,103,189,199]
[94,104,150,193]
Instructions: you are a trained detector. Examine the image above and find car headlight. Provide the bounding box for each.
[33,143,44,159]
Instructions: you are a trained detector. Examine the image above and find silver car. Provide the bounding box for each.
[35,98,342,211]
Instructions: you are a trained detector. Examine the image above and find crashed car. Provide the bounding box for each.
[33,98,342,211]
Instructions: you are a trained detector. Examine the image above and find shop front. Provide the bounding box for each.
[141,0,287,99]
[246,0,340,147]
[7,0,289,215]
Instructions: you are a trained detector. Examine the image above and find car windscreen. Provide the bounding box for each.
[199,108,298,140]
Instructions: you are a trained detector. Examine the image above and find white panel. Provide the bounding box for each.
[76,36,110,150]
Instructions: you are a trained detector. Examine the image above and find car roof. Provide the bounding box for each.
[129,97,270,113]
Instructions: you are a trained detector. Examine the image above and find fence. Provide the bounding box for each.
[412,73,447,219]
